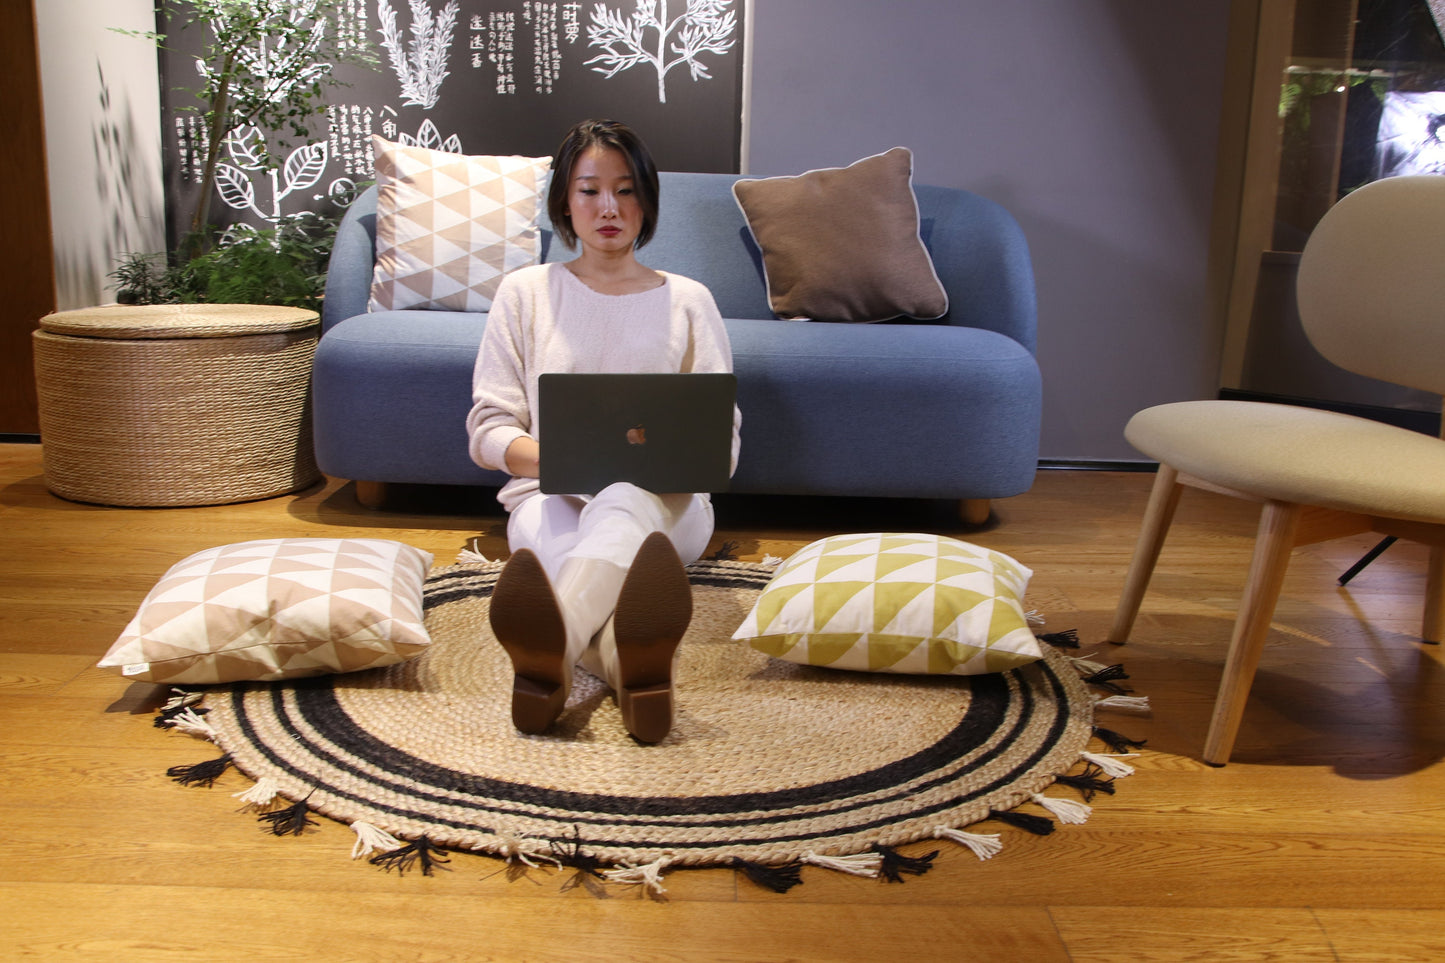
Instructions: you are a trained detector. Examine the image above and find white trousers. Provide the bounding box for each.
[505,483,713,681]
[506,482,715,581]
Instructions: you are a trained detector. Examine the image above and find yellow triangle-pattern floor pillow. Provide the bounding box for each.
[733,533,1042,675]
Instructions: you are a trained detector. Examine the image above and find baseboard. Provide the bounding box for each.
[1038,458,1156,472]
[1218,388,1441,435]
[0,433,40,444]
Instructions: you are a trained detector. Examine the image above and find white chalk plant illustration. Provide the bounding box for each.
[191,1,337,233]
[193,2,335,126]
[399,117,463,154]
[215,125,331,227]
[378,0,459,109]
[586,0,737,104]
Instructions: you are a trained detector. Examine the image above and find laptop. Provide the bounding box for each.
[538,373,737,496]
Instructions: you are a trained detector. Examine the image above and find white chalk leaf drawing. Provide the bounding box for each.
[227,126,267,171]
[283,142,329,197]
[216,131,330,223]
[215,163,258,212]
[379,0,459,109]
[398,118,463,153]
[586,0,736,104]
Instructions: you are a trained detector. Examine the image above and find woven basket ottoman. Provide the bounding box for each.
[33,303,322,507]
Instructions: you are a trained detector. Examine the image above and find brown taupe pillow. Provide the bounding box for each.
[731,148,949,323]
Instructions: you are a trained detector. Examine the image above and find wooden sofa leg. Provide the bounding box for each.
[354,481,389,510]
[960,499,992,526]
[1107,464,1183,644]
[1202,499,1301,766]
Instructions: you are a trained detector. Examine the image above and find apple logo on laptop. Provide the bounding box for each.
[627,424,647,445]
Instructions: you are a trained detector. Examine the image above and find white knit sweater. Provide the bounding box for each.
[466,261,741,512]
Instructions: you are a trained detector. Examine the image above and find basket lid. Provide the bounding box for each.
[40,303,319,340]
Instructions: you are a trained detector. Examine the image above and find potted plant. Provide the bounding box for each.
[113,0,374,305]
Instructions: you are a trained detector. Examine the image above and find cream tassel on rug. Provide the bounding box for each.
[160,688,204,713]
[602,856,672,895]
[1070,652,1113,675]
[490,834,563,869]
[800,850,883,878]
[1031,793,1091,825]
[169,707,218,740]
[933,827,1004,860]
[350,821,404,859]
[1080,751,1139,778]
[1094,693,1151,712]
[231,777,282,811]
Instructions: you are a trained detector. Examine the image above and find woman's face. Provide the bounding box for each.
[566,145,643,255]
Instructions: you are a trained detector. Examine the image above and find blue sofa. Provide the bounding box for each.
[314,172,1041,520]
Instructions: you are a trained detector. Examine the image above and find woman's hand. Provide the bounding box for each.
[504,436,541,478]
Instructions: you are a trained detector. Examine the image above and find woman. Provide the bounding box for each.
[466,119,740,743]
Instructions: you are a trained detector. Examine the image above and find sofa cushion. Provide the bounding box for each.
[731,148,948,323]
[369,136,551,313]
[732,532,1042,674]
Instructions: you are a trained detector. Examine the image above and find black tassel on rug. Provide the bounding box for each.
[370,836,452,877]
[731,858,804,893]
[166,754,231,787]
[1037,629,1080,648]
[1055,763,1117,801]
[257,794,317,836]
[1081,663,1132,695]
[991,809,1055,835]
[873,845,938,883]
[1093,726,1148,754]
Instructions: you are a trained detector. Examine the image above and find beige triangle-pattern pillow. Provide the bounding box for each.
[99,538,435,685]
[369,135,551,313]
[733,533,1043,675]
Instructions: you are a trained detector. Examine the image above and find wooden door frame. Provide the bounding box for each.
[0,0,56,437]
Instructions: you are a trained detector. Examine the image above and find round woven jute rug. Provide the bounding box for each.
[200,560,1111,876]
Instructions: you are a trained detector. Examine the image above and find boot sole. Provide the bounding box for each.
[489,550,570,734]
[613,532,692,743]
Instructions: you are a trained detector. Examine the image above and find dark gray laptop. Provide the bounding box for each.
[538,373,737,495]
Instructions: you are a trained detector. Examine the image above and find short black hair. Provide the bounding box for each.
[547,119,660,250]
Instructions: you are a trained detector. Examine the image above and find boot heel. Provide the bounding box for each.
[618,683,674,745]
[510,677,567,735]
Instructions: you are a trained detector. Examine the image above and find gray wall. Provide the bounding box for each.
[746,0,1232,462]
[37,0,165,310]
[37,0,1233,462]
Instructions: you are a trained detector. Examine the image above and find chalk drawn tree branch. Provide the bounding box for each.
[187,1,343,241]
[586,0,736,104]
[119,0,372,254]
[378,0,459,109]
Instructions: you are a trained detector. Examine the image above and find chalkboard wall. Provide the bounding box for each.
[158,0,745,245]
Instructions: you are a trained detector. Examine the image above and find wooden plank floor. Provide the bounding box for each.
[2,441,1442,961]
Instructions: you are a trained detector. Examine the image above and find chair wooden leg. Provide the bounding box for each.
[1423,544,1445,644]
[1107,464,1183,643]
[1202,499,1301,766]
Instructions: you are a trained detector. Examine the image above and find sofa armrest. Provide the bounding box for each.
[916,185,1037,355]
[322,185,380,333]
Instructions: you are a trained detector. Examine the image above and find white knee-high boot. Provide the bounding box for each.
[553,555,627,667]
